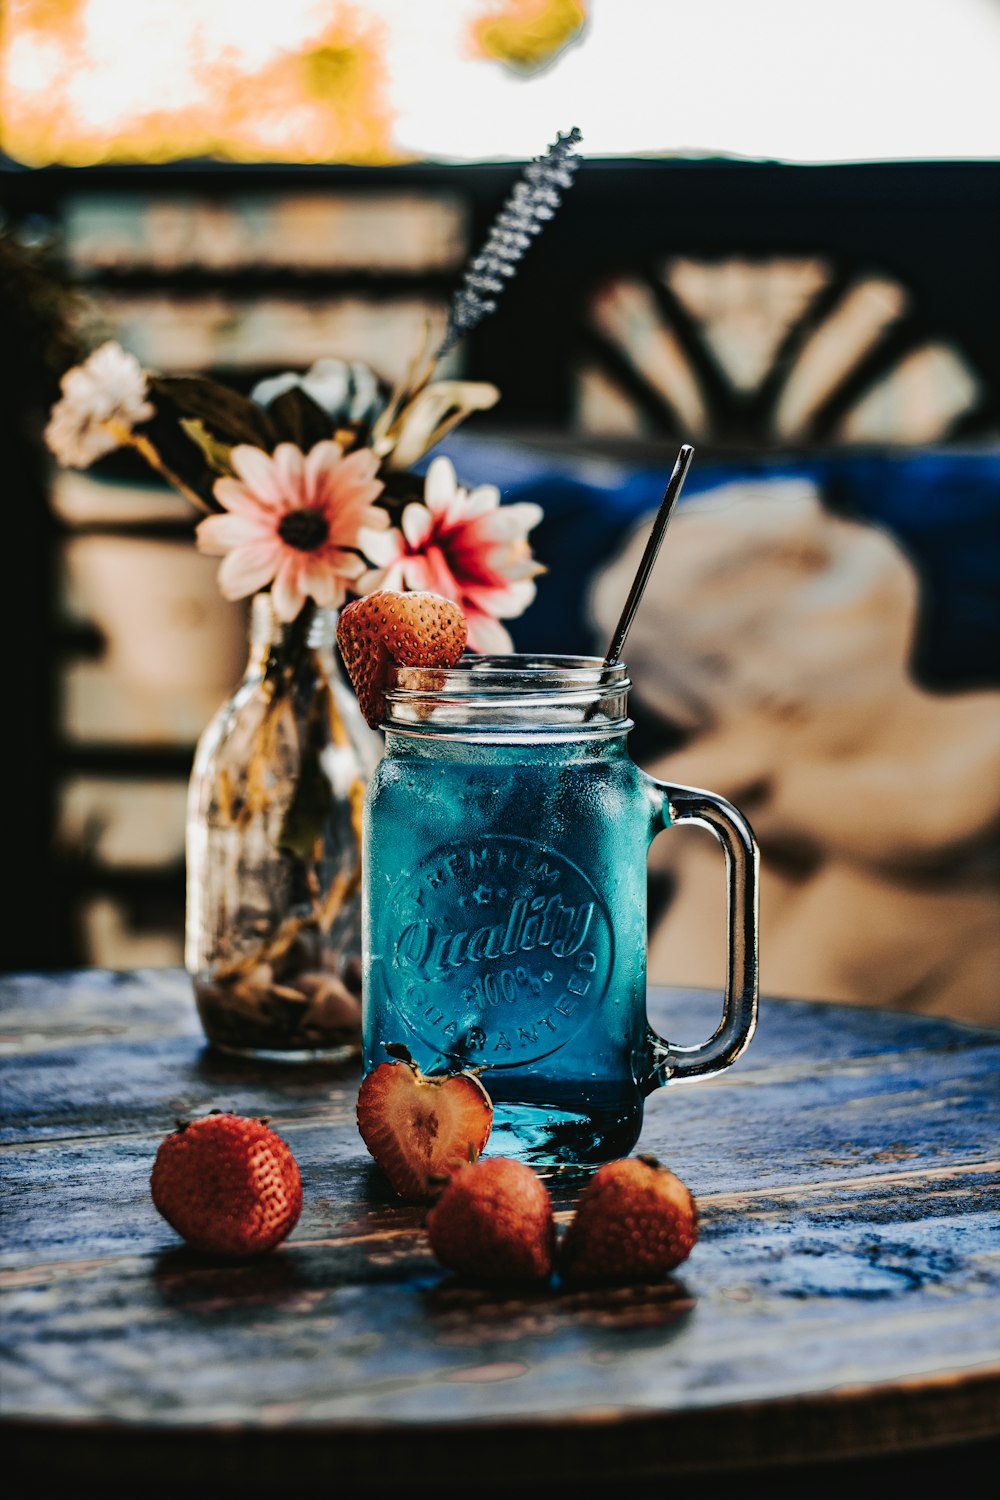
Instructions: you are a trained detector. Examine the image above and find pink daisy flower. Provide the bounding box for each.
[356,456,544,652]
[196,440,387,622]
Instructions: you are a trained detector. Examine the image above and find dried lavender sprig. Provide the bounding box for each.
[436,127,583,360]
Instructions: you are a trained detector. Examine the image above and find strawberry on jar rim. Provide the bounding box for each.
[336,589,468,729]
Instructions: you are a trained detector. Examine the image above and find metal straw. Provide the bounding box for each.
[601,443,694,669]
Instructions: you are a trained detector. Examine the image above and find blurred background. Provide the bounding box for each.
[3,0,999,1021]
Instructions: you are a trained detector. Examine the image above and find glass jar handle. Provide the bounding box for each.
[642,778,760,1091]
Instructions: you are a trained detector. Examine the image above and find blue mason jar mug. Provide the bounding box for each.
[362,655,759,1168]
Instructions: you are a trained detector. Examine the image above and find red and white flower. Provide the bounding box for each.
[196,440,387,622]
[356,456,544,652]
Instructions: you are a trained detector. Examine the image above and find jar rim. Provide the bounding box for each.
[383,653,632,735]
[389,653,629,690]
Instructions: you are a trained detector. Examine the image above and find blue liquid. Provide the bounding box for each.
[362,735,659,1168]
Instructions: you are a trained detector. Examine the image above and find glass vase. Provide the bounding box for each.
[185,593,381,1060]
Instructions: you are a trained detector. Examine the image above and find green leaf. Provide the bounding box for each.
[277,746,334,860]
[267,386,336,451]
[149,375,278,450]
[276,644,333,859]
[180,418,236,476]
[135,403,219,510]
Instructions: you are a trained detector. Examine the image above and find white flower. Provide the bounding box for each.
[371,379,499,470]
[356,455,544,653]
[44,341,153,469]
[250,358,384,427]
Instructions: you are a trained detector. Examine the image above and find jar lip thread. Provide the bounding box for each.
[389,652,630,690]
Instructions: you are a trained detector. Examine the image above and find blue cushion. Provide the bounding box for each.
[433,434,1000,691]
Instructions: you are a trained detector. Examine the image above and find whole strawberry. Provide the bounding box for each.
[427,1156,555,1286]
[336,589,467,728]
[151,1110,302,1257]
[356,1046,493,1202]
[558,1154,698,1285]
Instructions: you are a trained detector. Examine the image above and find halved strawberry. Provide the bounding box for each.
[336,589,468,729]
[356,1045,493,1202]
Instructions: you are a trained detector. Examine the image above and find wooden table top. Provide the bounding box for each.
[1,968,998,1494]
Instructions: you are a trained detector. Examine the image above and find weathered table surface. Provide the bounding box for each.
[1,968,998,1495]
